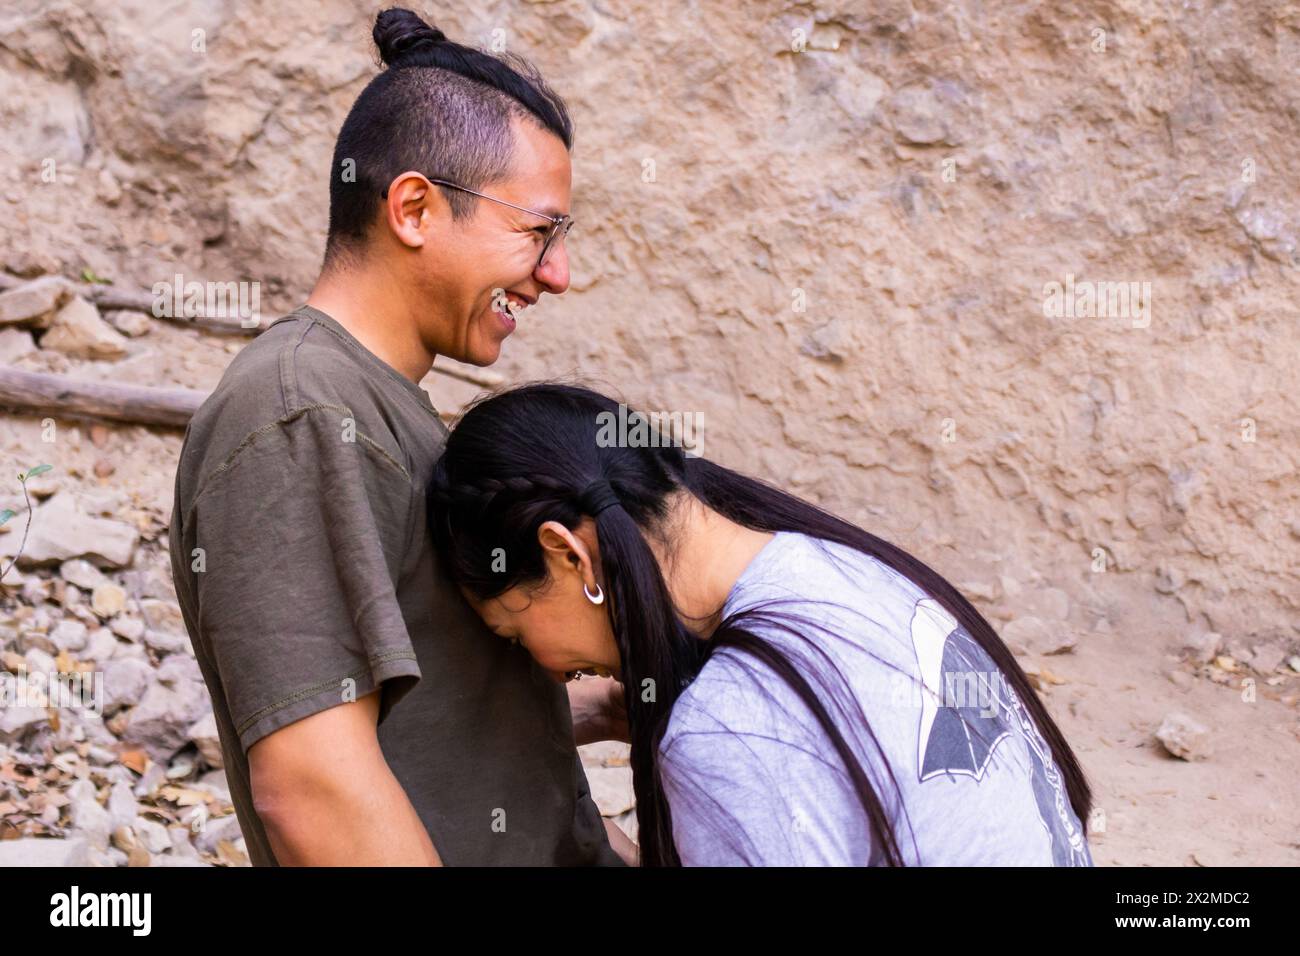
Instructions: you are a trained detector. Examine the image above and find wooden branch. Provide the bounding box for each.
[0,367,458,429]
[80,285,259,336]
[0,367,205,428]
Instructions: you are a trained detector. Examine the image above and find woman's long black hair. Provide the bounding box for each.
[428,382,1093,866]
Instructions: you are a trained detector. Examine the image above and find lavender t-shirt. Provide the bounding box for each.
[657,532,1094,866]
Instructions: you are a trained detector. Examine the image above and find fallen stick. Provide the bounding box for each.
[0,367,458,429]
[0,367,204,428]
[81,285,256,336]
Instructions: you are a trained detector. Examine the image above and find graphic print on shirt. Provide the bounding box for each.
[910,599,1092,866]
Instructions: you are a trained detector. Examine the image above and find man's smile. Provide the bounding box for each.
[491,290,534,333]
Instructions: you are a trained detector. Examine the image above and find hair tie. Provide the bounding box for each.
[578,478,621,516]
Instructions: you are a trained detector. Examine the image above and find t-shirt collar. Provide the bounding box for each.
[286,304,441,417]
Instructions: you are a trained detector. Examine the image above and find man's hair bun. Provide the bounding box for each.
[373,8,447,66]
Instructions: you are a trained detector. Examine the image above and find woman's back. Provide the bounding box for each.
[658,531,1095,866]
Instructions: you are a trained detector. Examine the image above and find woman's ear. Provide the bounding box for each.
[537,520,594,583]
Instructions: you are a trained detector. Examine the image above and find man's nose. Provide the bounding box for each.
[534,243,570,295]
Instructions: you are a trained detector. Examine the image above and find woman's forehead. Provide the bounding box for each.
[486,587,536,617]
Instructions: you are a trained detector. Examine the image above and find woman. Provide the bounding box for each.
[428,383,1095,867]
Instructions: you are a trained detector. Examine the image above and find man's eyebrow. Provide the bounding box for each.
[522,203,567,220]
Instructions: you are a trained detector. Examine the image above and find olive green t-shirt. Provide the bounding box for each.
[168,304,620,866]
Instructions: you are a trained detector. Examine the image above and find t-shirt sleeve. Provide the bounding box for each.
[658,705,874,866]
[187,404,422,754]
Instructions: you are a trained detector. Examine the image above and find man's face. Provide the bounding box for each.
[413,116,572,366]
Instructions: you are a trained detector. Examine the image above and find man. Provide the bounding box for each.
[169,9,630,866]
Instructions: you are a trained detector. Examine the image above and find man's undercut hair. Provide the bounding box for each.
[324,7,574,269]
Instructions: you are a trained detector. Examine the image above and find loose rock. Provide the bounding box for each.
[0,275,75,328]
[49,618,88,652]
[104,308,152,337]
[0,836,88,866]
[4,493,139,569]
[188,712,223,768]
[0,326,37,362]
[38,295,129,360]
[66,777,112,849]
[60,558,109,591]
[91,583,127,618]
[1155,712,1212,761]
[1184,631,1223,664]
[120,679,209,762]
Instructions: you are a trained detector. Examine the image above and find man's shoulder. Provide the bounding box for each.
[201,310,385,416]
[176,310,418,502]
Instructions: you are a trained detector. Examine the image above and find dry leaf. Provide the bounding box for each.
[127,846,152,867]
[216,839,248,867]
[142,805,180,825]
[119,750,150,775]
[157,785,214,807]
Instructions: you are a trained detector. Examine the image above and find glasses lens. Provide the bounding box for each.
[539,219,572,268]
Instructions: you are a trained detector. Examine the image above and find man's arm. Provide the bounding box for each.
[186,408,431,863]
[249,689,440,866]
[602,818,639,866]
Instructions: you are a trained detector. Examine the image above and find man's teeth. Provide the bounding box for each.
[499,295,530,319]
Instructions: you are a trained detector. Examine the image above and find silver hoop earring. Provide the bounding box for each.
[583,582,605,605]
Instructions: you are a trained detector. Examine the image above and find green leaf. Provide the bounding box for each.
[0,509,13,526]
[24,463,52,479]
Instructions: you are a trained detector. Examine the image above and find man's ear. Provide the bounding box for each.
[385,171,433,249]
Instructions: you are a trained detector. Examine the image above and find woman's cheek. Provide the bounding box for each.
[525,625,566,667]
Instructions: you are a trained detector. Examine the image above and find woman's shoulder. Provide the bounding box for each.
[719,531,929,664]
[659,532,929,760]
[724,531,926,616]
